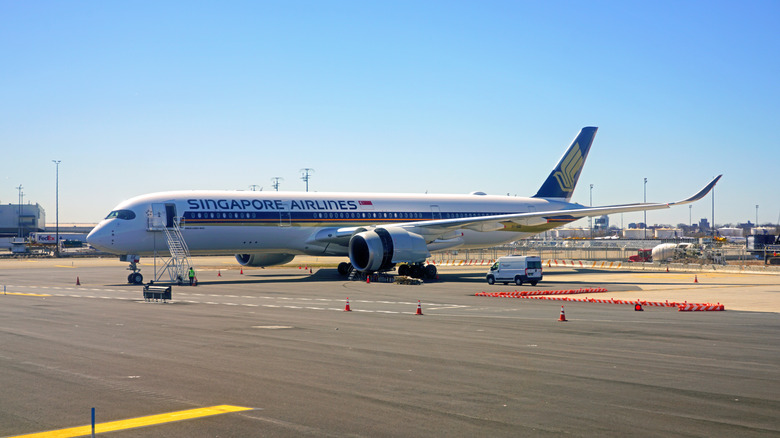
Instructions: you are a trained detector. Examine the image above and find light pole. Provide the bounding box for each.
[689,204,692,230]
[756,204,759,227]
[711,179,715,237]
[16,185,23,238]
[643,177,647,239]
[271,177,283,191]
[300,168,315,192]
[589,184,593,239]
[52,160,61,256]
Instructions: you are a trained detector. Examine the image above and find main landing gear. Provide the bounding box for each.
[398,263,437,280]
[337,262,353,276]
[337,262,437,280]
[397,263,437,280]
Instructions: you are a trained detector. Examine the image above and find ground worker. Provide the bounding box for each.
[188,267,195,285]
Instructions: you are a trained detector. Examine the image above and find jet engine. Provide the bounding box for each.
[348,227,430,272]
[235,253,295,267]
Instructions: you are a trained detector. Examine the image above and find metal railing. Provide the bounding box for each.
[153,217,193,284]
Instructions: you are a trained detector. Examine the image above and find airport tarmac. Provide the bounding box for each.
[0,257,778,437]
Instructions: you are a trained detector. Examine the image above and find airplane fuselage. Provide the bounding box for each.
[87,190,578,257]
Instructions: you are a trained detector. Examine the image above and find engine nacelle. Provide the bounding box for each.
[235,253,295,267]
[349,227,430,272]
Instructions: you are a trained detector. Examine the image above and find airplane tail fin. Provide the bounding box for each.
[533,127,598,201]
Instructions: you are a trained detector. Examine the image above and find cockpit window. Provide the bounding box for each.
[105,210,136,220]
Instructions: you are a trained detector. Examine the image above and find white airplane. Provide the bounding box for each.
[87,127,722,284]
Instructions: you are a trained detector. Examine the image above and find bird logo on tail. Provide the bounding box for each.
[552,143,584,193]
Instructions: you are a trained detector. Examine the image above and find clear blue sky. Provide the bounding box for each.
[2,1,778,228]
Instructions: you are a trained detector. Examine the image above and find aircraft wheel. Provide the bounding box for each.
[131,273,143,284]
[127,273,134,284]
[337,262,350,276]
[409,264,423,278]
[398,264,410,276]
[424,264,437,279]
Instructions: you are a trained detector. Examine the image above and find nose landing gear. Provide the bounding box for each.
[121,255,144,284]
[127,272,144,284]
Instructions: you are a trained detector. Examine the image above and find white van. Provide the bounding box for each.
[486,255,543,286]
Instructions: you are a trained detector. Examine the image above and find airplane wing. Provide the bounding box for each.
[407,174,722,237]
[310,175,722,244]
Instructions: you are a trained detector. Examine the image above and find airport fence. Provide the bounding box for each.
[431,240,780,274]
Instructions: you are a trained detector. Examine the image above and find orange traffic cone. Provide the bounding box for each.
[694,275,698,283]
[558,306,567,322]
[344,298,352,312]
[193,276,198,286]
[309,268,312,274]
[218,270,221,277]
[634,303,643,311]
[76,276,81,286]
[416,300,423,315]
[666,267,669,273]
[366,275,371,284]
[240,268,244,275]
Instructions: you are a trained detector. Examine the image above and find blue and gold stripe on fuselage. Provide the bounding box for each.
[182,210,431,227]
[181,210,577,232]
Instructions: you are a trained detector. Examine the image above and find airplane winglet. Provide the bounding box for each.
[672,175,722,205]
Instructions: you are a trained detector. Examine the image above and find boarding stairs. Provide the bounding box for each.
[160,219,192,283]
[147,210,193,284]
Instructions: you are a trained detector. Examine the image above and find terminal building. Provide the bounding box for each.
[0,203,46,238]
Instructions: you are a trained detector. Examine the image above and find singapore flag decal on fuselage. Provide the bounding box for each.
[88,127,721,283]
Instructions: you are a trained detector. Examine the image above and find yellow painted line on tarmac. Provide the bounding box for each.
[635,273,733,279]
[7,405,253,438]
[54,265,76,269]
[634,274,696,279]
[3,292,52,297]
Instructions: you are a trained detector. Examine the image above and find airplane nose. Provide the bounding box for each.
[87,222,113,251]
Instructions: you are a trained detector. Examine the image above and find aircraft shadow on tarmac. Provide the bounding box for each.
[104,268,642,291]
[107,268,344,287]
